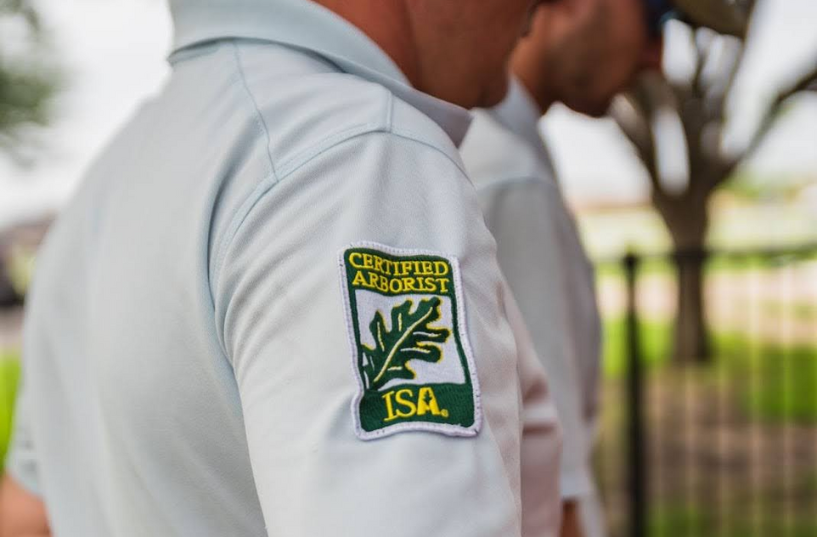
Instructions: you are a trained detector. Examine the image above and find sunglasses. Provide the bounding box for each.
[644,0,680,37]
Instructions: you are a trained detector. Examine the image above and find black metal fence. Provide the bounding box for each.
[600,245,817,537]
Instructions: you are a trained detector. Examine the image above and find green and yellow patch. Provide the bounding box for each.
[339,243,481,440]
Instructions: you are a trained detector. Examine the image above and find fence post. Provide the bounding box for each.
[624,251,647,537]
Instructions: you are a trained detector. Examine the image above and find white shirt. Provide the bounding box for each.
[6,1,562,536]
[460,79,606,537]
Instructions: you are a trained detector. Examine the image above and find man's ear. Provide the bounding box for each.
[528,0,557,33]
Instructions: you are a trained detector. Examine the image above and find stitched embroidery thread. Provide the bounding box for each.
[339,243,481,440]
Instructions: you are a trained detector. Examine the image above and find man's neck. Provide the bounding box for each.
[511,47,555,116]
[314,0,420,86]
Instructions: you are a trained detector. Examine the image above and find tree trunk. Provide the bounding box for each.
[673,248,709,363]
[657,200,711,363]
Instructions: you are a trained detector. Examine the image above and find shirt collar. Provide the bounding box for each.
[487,77,555,174]
[169,0,472,146]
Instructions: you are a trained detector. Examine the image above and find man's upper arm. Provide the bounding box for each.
[481,178,593,500]
[212,132,560,536]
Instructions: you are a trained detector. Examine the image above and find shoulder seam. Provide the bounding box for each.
[210,124,386,311]
[231,40,278,181]
[210,126,468,307]
[275,121,385,178]
[210,56,395,323]
[390,126,468,178]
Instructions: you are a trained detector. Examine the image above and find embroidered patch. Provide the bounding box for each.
[339,242,481,440]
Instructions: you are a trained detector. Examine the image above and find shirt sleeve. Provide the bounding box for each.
[502,281,563,536]
[4,372,41,497]
[480,177,594,500]
[212,131,561,537]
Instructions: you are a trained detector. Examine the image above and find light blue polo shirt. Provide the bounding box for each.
[6,1,562,536]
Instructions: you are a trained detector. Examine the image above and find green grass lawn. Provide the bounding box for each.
[649,501,817,537]
[713,332,817,423]
[0,350,21,473]
[645,468,817,537]
[603,318,817,423]
[602,316,673,377]
[600,317,817,537]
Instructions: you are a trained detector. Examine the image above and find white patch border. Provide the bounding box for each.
[338,241,483,441]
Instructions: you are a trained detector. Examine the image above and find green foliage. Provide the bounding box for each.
[361,298,450,391]
[0,0,60,159]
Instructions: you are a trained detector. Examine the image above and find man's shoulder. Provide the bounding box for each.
[459,109,553,192]
[230,41,463,180]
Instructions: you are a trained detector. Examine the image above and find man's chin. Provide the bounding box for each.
[568,96,614,118]
[476,75,511,109]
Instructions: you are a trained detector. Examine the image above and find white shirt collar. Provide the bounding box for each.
[169,0,472,146]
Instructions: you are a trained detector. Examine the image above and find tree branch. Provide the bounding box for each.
[612,74,676,201]
[729,60,817,173]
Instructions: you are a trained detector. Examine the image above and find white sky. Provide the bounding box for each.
[1,0,816,229]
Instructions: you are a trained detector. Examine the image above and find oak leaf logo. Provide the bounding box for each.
[361,297,450,391]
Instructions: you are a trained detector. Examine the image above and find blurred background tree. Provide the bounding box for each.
[612,0,817,363]
[0,0,60,164]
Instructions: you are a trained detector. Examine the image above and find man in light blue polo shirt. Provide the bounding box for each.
[0,0,565,536]
[460,1,747,536]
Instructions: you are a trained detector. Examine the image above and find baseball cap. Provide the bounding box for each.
[672,0,749,37]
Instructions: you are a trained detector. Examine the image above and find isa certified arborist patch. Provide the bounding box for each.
[338,242,481,440]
